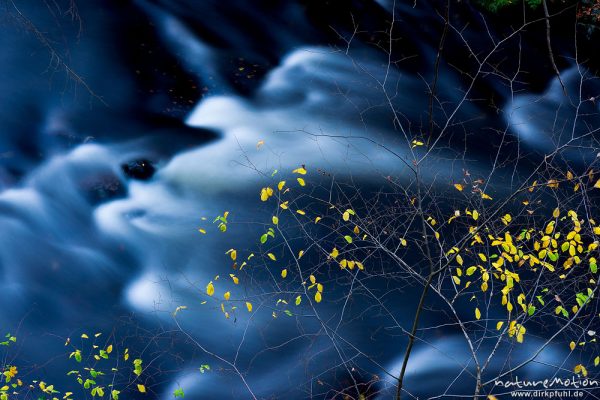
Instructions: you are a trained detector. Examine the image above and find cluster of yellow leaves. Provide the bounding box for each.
[507,320,526,343]
[260,187,274,201]
[307,274,323,303]
[293,166,307,187]
[339,259,364,271]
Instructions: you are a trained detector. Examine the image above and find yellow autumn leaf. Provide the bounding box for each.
[454,183,464,191]
[278,181,286,190]
[570,341,576,351]
[594,179,600,189]
[281,269,287,278]
[473,210,479,221]
[256,140,265,149]
[246,302,253,312]
[206,281,215,296]
[481,192,493,200]
[267,253,277,261]
[315,292,322,303]
[475,308,481,320]
[260,188,269,201]
[224,291,231,300]
[496,321,504,330]
[309,275,316,284]
[296,209,306,215]
[297,177,306,186]
[330,248,339,259]
[292,167,307,175]
[137,384,146,393]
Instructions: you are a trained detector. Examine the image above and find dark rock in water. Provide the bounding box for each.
[80,173,126,205]
[121,159,156,180]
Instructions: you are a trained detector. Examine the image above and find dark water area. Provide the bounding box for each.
[0,0,599,398]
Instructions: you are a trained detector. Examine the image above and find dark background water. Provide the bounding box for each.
[0,0,599,398]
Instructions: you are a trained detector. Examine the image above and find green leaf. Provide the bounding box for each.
[536,295,545,306]
[344,235,353,244]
